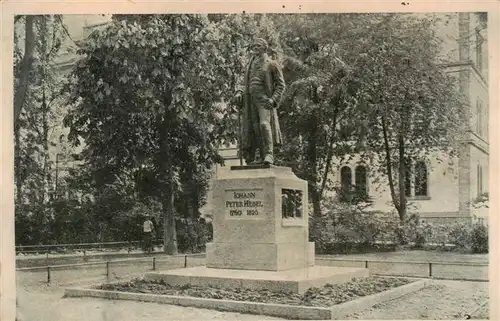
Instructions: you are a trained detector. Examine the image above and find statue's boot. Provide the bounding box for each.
[260,123,274,165]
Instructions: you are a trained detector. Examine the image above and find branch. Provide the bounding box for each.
[24,111,43,138]
[46,18,62,59]
[319,104,339,197]
[54,15,78,45]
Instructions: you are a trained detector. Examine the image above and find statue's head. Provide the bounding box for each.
[249,38,268,56]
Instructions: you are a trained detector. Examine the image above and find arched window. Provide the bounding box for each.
[414,161,428,197]
[340,166,352,192]
[355,165,368,195]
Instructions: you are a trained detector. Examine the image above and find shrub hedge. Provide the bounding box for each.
[310,198,488,254]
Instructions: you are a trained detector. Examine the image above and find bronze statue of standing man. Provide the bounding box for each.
[234,38,286,165]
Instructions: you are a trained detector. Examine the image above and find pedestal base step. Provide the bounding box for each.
[144,265,370,294]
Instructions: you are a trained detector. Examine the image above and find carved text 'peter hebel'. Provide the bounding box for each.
[225,189,264,218]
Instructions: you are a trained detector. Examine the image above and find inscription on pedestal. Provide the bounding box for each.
[224,188,264,219]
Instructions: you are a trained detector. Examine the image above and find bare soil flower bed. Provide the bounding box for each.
[95,276,414,307]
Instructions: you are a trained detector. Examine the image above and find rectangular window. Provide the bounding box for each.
[355,166,368,195]
[402,160,429,198]
[414,161,428,197]
[477,98,483,137]
[476,29,484,73]
[477,164,483,197]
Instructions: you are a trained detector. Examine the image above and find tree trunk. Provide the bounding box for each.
[381,115,400,214]
[42,88,52,205]
[319,104,339,198]
[40,16,54,206]
[308,113,321,217]
[397,133,407,221]
[14,15,36,125]
[158,75,177,254]
[190,192,200,222]
[163,184,178,255]
[14,123,23,206]
[310,185,322,218]
[158,116,178,255]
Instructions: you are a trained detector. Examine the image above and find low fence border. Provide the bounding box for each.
[17,254,488,284]
[15,239,164,254]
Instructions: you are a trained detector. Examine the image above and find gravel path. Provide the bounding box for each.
[344,279,489,319]
[17,273,489,320]
[17,283,285,321]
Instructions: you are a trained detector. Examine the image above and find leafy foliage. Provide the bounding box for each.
[14,13,477,248]
[310,196,398,254]
[271,14,357,217]
[472,192,489,209]
[312,197,489,254]
[350,14,468,220]
[64,15,242,253]
[396,215,488,253]
[14,15,68,245]
[271,14,467,221]
[470,222,488,253]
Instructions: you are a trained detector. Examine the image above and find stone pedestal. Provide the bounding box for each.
[145,165,369,293]
[206,165,314,271]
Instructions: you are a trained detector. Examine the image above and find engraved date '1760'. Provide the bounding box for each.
[224,189,264,218]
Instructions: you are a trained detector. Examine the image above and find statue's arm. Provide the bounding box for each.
[270,62,286,108]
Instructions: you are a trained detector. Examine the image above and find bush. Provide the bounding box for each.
[310,197,398,254]
[394,214,433,247]
[310,196,489,254]
[446,221,472,249]
[176,218,213,253]
[470,222,488,253]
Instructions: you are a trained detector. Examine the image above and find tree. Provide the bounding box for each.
[64,15,235,254]
[271,14,466,221]
[349,14,467,220]
[270,13,371,217]
[14,15,68,245]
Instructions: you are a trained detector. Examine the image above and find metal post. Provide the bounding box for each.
[47,266,51,283]
[365,260,369,268]
[153,257,156,270]
[429,262,433,277]
[106,261,110,281]
[184,255,187,268]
